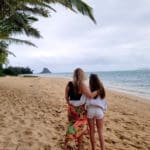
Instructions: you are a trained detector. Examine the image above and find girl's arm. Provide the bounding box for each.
[65,84,70,105]
[81,83,97,99]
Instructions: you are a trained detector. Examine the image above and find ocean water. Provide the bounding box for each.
[37,70,150,99]
[96,70,150,99]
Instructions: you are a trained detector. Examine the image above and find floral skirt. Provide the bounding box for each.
[65,104,88,149]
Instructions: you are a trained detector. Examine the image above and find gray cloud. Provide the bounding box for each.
[9,0,150,72]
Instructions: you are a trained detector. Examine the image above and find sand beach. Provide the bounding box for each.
[0,76,150,150]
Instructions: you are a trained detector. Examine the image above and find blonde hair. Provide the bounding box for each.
[73,68,86,93]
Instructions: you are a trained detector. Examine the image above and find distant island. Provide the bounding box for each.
[40,67,51,74]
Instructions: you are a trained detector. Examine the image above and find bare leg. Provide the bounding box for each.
[96,118,104,150]
[78,135,83,150]
[64,138,67,150]
[88,118,95,150]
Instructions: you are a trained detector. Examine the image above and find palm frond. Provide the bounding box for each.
[0,0,96,56]
[4,50,16,57]
[6,38,37,47]
[21,6,50,17]
[24,1,56,12]
[45,0,96,23]
[67,0,96,23]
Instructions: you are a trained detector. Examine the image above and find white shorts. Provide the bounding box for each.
[87,106,104,120]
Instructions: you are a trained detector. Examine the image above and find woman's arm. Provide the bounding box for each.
[65,84,70,105]
[81,83,97,99]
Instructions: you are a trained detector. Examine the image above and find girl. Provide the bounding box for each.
[86,74,107,150]
[65,68,97,150]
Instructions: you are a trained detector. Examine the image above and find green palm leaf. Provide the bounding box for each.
[0,0,96,64]
[5,38,36,47]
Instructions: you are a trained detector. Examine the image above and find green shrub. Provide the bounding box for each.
[3,66,33,76]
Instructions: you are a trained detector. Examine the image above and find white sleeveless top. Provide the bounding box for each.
[86,97,107,112]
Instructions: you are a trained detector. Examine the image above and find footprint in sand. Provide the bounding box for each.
[38,132,43,137]
[57,139,66,149]
[44,145,51,150]
[106,127,112,131]
[24,130,33,136]
[54,124,65,131]
[113,118,122,123]
[105,138,117,145]
[115,131,130,141]
[52,136,58,140]
[19,119,25,125]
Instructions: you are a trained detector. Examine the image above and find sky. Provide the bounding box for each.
[9,0,150,73]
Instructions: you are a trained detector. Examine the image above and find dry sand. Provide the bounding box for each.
[0,76,150,150]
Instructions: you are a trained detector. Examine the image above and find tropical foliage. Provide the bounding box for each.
[0,42,8,64]
[0,0,95,66]
[3,66,33,76]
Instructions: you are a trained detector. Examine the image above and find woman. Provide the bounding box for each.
[65,68,97,150]
[86,74,107,150]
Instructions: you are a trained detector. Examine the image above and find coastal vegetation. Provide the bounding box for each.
[0,66,33,76]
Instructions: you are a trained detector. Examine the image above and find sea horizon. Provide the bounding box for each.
[33,69,150,100]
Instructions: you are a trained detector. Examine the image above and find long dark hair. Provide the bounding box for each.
[89,74,106,99]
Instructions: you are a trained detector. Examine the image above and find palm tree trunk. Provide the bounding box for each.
[0,64,3,76]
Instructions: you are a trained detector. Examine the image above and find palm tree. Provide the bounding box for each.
[0,0,96,64]
[0,41,8,74]
[0,0,95,40]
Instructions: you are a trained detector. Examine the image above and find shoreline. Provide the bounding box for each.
[27,74,150,101]
[107,87,150,101]
[2,75,150,101]
[0,76,150,150]
[1,75,150,102]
